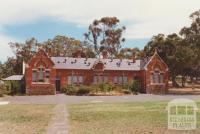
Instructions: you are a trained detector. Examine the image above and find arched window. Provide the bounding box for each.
[38,65,44,82]
[150,69,164,84]
[150,68,164,84]
[32,65,50,83]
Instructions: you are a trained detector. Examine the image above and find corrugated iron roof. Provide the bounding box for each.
[51,57,149,71]
[3,75,24,81]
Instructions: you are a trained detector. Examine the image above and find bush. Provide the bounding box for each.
[98,83,115,93]
[76,85,90,95]
[122,89,131,94]
[0,84,7,97]
[4,81,21,95]
[62,85,78,95]
[129,80,139,94]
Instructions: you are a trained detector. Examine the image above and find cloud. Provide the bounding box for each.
[0,0,199,61]
[0,0,199,39]
[0,35,17,62]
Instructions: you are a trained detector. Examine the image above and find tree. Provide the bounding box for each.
[180,10,200,81]
[9,37,39,62]
[43,35,95,58]
[84,17,125,58]
[117,47,141,59]
[144,33,196,87]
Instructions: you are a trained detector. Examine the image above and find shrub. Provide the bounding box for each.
[4,81,21,95]
[62,85,78,95]
[98,83,115,93]
[122,89,131,94]
[0,84,6,97]
[129,80,139,94]
[76,85,90,95]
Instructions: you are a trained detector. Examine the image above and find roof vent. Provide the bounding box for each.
[71,59,77,64]
[57,61,60,64]
[63,59,67,63]
[116,62,121,67]
[87,62,91,66]
[128,62,131,65]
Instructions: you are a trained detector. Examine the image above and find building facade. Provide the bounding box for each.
[25,49,169,95]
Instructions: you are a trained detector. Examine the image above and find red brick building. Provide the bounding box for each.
[25,49,169,95]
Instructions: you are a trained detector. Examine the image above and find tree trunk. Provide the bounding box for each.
[172,75,180,88]
[181,75,185,87]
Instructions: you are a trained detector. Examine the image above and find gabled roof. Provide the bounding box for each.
[3,75,24,81]
[144,50,169,70]
[51,57,147,71]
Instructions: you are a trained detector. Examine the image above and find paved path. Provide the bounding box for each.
[45,104,69,134]
[3,94,200,104]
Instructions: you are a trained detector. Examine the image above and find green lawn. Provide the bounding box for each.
[68,102,200,134]
[0,104,54,134]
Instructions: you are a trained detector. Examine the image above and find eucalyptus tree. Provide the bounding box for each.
[84,17,126,58]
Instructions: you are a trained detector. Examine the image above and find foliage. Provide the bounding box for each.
[117,47,142,59]
[129,80,139,94]
[76,85,91,95]
[144,32,198,87]
[0,83,7,97]
[84,17,125,57]
[5,81,21,95]
[42,35,95,58]
[98,83,115,92]
[62,85,79,95]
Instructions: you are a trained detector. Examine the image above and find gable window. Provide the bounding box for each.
[32,66,50,84]
[32,70,37,82]
[150,69,164,84]
[45,70,50,83]
[38,68,44,82]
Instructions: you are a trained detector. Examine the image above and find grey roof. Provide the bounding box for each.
[3,75,24,81]
[51,57,149,71]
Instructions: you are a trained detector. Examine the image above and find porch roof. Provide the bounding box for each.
[3,75,24,81]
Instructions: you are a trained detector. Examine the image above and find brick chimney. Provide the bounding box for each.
[102,50,108,59]
[132,52,136,63]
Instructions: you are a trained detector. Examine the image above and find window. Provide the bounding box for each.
[45,70,50,83]
[32,67,50,83]
[32,70,37,82]
[93,75,98,84]
[68,76,72,84]
[113,75,128,85]
[93,75,108,84]
[118,76,123,84]
[68,75,84,85]
[73,76,78,84]
[114,76,118,84]
[104,76,108,83]
[79,76,83,84]
[123,76,128,83]
[38,68,44,82]
[150,69,164,84]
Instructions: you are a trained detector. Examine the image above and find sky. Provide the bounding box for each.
[0,0,199,62]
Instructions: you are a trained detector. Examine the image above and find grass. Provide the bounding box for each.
[68,101,200,134]
[0,104,54,134]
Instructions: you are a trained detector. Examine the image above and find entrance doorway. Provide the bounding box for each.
[55,77,61,92]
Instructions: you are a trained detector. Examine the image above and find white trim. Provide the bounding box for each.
[150,83,165,85]
[32,82,50,85]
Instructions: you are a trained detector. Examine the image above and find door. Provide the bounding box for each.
[55,77,61,92]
